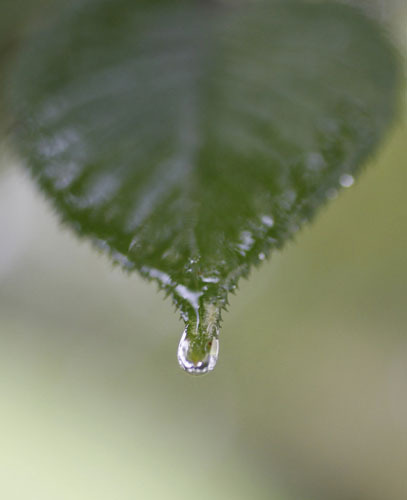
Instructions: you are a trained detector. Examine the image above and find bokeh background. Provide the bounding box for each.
[0,1,406,499]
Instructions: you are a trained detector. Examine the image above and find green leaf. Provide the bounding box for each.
[0,0,58,133]
[7,0,400,373]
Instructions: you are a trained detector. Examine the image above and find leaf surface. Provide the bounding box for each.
[8,0,400,371]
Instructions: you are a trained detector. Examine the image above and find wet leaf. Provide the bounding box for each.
[7,0,400,372]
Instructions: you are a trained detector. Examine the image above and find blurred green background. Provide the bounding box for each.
[0,1,406,500]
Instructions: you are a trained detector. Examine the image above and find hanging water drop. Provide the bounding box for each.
[177,327,219,375]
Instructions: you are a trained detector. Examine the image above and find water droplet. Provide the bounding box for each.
[111,250,134,269]
[177,328,219,375]
[339,174,354,188]
[175,284,203,311]
[201,275,220,284]
[142,266,172,286]
[238,230,255,255]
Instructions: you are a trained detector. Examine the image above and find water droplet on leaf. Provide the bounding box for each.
[177,327,219,376]
[261,215,274,228]
[339,174,355,188]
